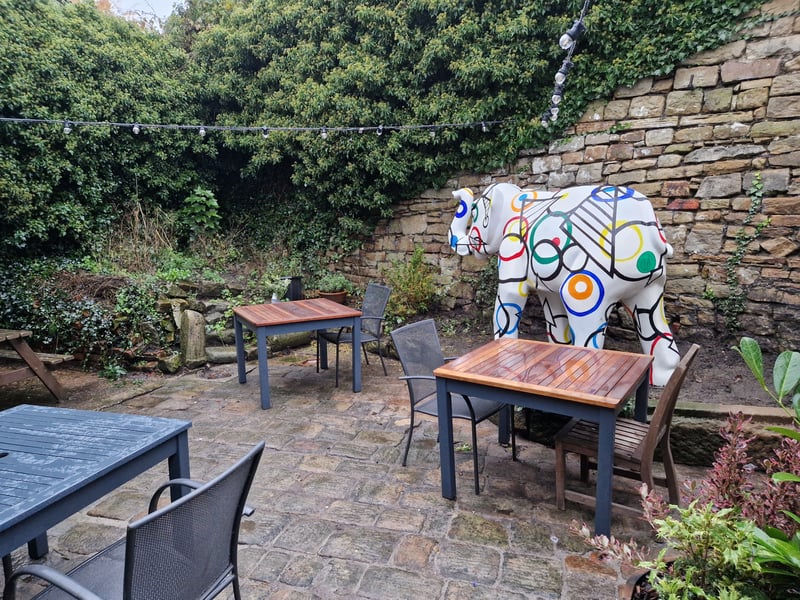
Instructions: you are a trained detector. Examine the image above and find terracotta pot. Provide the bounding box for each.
[318,290,347,305]
[622,569,658,600]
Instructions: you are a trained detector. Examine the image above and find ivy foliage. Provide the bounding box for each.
[179,0,763,261]
[0,0,210,256]
[0,0,765,263]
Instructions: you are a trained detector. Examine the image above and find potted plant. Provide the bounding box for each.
[316,272,353,304]
[576,337,800,600]
[261,274,290,303]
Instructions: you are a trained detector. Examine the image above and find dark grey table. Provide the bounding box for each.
[0,404,191,574]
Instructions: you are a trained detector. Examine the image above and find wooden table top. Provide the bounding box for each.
[0,329,31,343]
[434,338,653,409]
[233,298,362,328]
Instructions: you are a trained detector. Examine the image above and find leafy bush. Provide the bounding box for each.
[383,246,438,327]
[575,337,800,599]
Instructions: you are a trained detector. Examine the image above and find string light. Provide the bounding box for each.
[559,20,586,50]
[542,0,592,129]
[555,60,573,85]
[0,116,507,139]
[429,127,435,138]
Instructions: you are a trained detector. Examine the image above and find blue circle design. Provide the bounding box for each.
[455,199,469,218]
[494,302,522,336]
[560,271,605,317]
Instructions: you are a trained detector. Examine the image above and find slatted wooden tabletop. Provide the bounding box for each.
[0,329,31,343]
[234,298,362,328]
[434,338,653,409]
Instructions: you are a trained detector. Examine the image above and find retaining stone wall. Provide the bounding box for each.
[342,0,800,351]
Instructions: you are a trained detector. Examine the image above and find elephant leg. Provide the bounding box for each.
[538,291,572,344]
[566,303,614,349]
[493,280,529,338]
[623,283,680,386]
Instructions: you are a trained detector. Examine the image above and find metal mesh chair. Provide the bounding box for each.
[554,345,699,517]
[390,319,516,495]
[3,442,265,600]
[317,282,391,387]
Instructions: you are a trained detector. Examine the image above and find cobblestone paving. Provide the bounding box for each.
[3,344,707,599]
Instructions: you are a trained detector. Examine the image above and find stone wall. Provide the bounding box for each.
[342,0,800,351]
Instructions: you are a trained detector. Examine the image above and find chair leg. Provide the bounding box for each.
[579,455,589,482]
[377,341,387,375]
[511,418,517,461]
[334,342,340,388]
[661,438,681,506]
[471,419,480,495]
[315,333,320,373]
[402,412,417,466]
[361,342,371,365]
[232,574,242,600]
[554,441,567,510]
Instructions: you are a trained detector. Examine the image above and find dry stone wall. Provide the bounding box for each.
[343,0,800,351]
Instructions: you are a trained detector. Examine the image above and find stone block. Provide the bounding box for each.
[744,169,791,193]
[666,90,703,115]
[674,126,713,142]
[702,88,733,112]
[608,143,633,160]
[180,309,207,368]
[751,119,800,138]
[721,58,782,82]
[773,73,800,97]
[603,99,630,120]
[657,154,683,168]
[713,121,752,139]
[767,95,800,119]
[733,87,769,110]
[685,144,765,163]
[531,154,562,174]
[645,128,674,146]
[662,180,691,197]
[687,40,746,66]
[629,95,665,118]
[614,78,653,98]
[770,151,800,166]
[674,65,720,89]
[685,223,725,254]
[549,137,585,154]
[575,163,604,184]
[607,170,646,185]
[583,145,607,162]
[746,34,800,61]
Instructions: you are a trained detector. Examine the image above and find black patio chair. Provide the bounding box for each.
[390,319,516,495]
[2,442,265,600]
[317,282,391,387]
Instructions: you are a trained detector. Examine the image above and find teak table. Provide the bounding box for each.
[434,338,653,536]
[234,298,362,409]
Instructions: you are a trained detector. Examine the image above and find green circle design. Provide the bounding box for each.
[637,251,657,273]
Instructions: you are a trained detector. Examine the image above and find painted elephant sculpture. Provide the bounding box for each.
[448,182,680,386]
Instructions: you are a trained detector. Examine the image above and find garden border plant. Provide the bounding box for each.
[574,336,800,599]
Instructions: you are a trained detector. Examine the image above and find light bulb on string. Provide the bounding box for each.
[541,113,550,128]
[481,121,488,133]
[320,127,328,140]
[261,126,269,138]
[429,127,436,138]
[551,84,564,105]
[376,125,383,136]
[555,60,573,85]
[358,127,365,134]
[198,126,206,137]
[132,124,141,135]
[63,121,72,134]
[550,106,559,121]
[559,20,585,50]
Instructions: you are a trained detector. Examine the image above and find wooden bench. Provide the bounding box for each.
[0,329,74,402]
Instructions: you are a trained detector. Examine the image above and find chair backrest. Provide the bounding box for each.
[390,319,445,407]
[123,442,265,600]
[637,344,700,461]
[360,283,391,337]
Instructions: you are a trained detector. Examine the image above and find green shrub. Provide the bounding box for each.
[383,246,438,328]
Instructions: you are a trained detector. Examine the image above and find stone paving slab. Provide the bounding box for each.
[1,343,708,599]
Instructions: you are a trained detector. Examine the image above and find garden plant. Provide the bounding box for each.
[576,337,800,599]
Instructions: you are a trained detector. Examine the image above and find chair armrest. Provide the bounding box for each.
[148,479,255,517]
[5,564,104,600]
[399,375,435,382]
[444,356,456,362]
[148,478,203,513]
